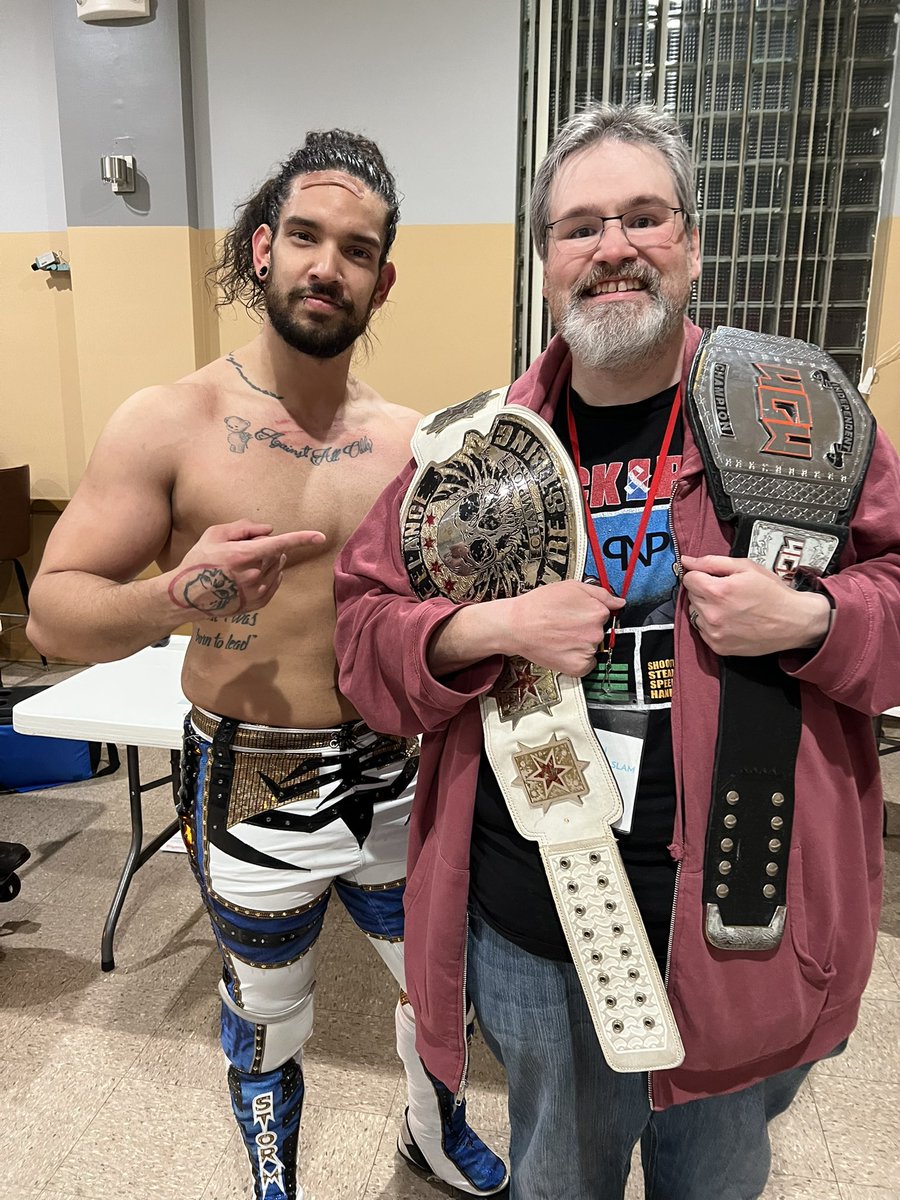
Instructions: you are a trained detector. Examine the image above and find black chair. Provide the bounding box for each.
[875,707,900,757]
[874,707,900,837]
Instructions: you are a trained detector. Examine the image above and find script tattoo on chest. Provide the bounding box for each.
[224,415,374,465]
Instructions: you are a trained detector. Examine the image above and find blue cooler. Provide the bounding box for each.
[0,687,102,791]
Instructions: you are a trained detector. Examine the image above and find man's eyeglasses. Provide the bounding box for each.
[545,205,686,255]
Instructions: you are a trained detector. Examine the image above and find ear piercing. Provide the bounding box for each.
[258,264,269,279]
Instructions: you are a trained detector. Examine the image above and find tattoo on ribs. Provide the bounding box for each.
[169,565,239,613]
[227,354,285,401]
[194,627,258,652]
[223,416,374,465]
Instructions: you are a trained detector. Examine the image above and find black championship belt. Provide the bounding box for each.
[688,327,875,950]
[401,390,684,1072]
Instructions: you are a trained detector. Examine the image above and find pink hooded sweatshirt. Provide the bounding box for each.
[334,322,900,1109]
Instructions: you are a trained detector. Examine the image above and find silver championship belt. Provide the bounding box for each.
[402,389,684,1073]
[688,327,875,950]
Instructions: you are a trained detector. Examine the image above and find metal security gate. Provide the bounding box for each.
[514,0,900,382]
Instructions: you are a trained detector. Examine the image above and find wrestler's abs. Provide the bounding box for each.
[180,555,355,728]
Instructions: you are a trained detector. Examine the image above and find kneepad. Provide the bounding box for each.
[219,976,316,1074]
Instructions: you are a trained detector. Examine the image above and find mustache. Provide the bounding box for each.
[286,281,353,311]
[574,260,660,298]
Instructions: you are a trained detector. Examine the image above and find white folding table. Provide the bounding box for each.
[12,635,190,970]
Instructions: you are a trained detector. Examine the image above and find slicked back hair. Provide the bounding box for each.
[213,128,400,314]
[530,102,698,260]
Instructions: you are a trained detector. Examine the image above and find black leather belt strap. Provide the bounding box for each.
[688,327,874,951]
[702,653,800,949]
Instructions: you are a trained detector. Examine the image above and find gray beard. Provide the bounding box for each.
[559,289,684,372]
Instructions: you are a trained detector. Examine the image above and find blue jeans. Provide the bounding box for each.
[467,911,828,1200]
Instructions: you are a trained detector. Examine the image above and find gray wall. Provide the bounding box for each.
[2,0,521,232]
[0,0,66,231]
[191,0,521,228]
[48,0,197,226]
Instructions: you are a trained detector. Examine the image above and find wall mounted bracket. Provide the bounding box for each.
[100,154,136,194]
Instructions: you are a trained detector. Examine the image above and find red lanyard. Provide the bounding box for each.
[566,382,682,650]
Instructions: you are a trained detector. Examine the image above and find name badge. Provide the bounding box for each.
[591,709,648,835]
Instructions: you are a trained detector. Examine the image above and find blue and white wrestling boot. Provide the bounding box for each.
[395,997,509,1196]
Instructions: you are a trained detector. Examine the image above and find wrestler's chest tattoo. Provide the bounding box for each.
[224,415,374,465]
[223,356,374,465]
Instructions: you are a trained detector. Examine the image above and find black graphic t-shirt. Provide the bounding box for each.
[469,385,682,972]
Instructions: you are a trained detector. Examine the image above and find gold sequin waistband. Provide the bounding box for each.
[190,706,367,753]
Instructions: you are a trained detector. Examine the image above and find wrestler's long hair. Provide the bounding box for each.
[211,129,401,315]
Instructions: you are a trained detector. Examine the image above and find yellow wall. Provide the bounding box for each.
[1,221,515,497]
[866,214,900,450]
[0,221,515,663]
[363,225,517,411]
[0,232,79,499]
[0,228,207,495]
[66,227,202,456]
[208,223,517,414]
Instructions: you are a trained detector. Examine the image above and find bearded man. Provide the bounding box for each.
[27,130,507,1200]
[334,104,900,1198]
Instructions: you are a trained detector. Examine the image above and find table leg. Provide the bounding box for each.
[100,744,180,971]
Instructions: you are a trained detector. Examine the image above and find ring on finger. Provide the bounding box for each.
[689,608,700,630]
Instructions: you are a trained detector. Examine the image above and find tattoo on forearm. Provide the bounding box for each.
[169,565,240,613]
[227,354,284,400]
[223,416,374,464]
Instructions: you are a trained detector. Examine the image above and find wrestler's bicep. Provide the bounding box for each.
[38,390,179,583]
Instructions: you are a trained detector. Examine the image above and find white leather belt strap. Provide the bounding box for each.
[403,390,684,1073]
[541,841,679,1066]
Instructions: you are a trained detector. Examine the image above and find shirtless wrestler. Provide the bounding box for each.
[27,129,507,1200]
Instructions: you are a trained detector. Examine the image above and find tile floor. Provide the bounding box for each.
[1,660,898,1200]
